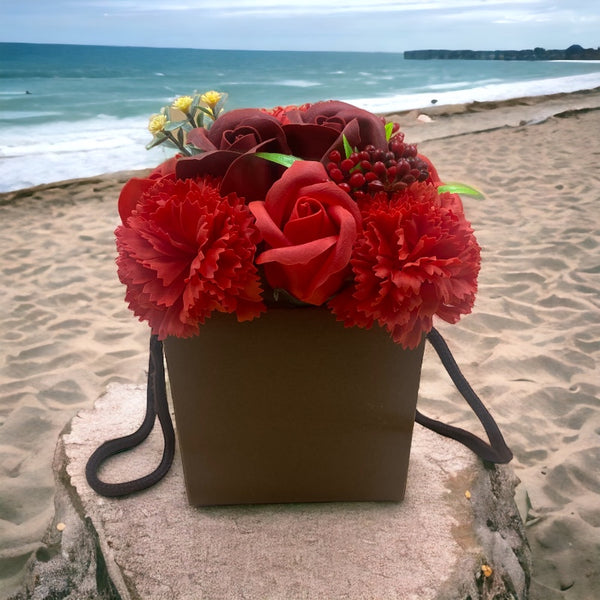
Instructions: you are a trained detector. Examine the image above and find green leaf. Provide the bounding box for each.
[190,94,202,111]
[145,133,168,150]
[164,119,189,132]
[213,92,229,117]
[196,105,217,119]
[342,134,353,159]
[385,122,394,141]
[187,146,205,156]
[188,107,204,129]
[272,288,312,306]
[438,183,484,199]
[254,152,303,168]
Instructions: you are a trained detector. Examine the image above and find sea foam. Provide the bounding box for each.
[1,64,600,193]
[347,72,600,113]
[0,115,175,192]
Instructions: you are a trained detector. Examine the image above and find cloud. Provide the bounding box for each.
[213,0,546,18]
[69,0,547,17]
[4,0,600,51]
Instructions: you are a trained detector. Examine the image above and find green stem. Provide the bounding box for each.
[164,131,191,156]
[186,113,197,129]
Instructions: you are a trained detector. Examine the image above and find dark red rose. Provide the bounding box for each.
[248,161,362,305]
[282,100,388,161]
[186,108,289,154]
[176,109,290,201]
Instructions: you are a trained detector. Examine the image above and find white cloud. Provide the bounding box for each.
[73,0,547,17]
[209,0,546,18]
[5,0,600,51]
[491,13,554,24]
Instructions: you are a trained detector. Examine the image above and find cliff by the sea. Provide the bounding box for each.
[404,44,600,60]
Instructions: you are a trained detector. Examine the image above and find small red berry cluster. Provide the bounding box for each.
[325,132,430,201]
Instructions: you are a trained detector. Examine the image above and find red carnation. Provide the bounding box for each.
[115,176,265,339]
[329,182,480,349]
[117,155,179,224]
[419,153,464,214]
[261,103,311,125]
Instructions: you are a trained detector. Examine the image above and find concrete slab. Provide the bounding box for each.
[20,383,531,599]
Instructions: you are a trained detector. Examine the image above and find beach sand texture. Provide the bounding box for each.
[1,94,599,599]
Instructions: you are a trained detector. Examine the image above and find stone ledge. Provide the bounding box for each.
[13,383,531,599]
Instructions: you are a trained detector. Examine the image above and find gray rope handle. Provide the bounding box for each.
[85,327,512,498]
[418,328,513,463]
[85,335,175,496]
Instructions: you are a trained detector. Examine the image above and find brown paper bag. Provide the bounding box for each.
[164,307,425,506]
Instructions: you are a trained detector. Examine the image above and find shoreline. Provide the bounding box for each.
[390,85,600,118]
[1,87,600,200]
[386,85,600,143]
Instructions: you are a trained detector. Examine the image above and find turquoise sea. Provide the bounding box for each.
[1,42,600,192]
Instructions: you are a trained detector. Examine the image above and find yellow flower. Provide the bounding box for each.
[201,90,222,108]
[172,95,194,113]
[148,113,168,135]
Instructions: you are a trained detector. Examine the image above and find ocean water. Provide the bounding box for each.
[1,42,600,192]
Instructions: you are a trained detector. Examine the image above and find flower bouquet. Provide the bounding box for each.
[112,91,484,505]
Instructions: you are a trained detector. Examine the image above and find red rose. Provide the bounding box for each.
[249,161,362,305]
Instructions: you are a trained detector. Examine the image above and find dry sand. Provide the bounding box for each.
[1,90,599,599]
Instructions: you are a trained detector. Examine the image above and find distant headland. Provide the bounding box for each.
[404,44,600,61]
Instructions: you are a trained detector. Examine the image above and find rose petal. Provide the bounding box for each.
[305,204,358,292]
[255,236,338,266]
[282,123,340,160]
[264,161,331,224]
[298,181,362,223]
[187,128,217,152]
[176,151,240,181]
[220,145,287,202]
[207,109,289,151]
[248,201,290,247]
[283,198,336,244]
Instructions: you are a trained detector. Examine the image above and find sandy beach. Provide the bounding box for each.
[1,89,599,599]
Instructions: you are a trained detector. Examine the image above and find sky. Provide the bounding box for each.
[2,0,599,52]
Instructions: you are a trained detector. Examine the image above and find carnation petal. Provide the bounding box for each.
[115,176,265,338]
[334,181,480,348]
[118,177,154,224]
